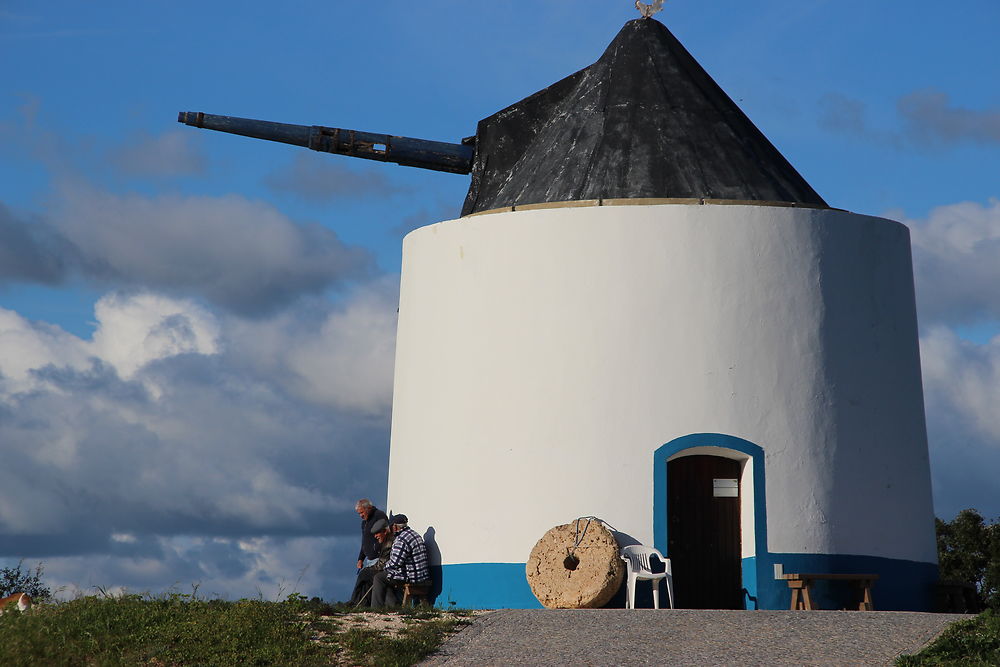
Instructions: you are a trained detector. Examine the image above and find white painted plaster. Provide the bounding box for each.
[387,204,936,568]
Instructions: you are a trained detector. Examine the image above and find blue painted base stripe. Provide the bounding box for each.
[746,553,938,611]
[435,563,543,609]
[435,555,937,610]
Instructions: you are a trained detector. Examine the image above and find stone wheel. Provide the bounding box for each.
[525,519,624,608]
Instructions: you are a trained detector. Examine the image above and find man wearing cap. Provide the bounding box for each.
[355,499,388,570]
[371,514,430,606]
[348,518,394,606]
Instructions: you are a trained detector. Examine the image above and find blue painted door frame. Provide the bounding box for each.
[653,433,769,608]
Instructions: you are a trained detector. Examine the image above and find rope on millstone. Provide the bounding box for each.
[563,516,598,570]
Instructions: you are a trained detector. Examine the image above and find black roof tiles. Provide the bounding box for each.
[461,18,827,215]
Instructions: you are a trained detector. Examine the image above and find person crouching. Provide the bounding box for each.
[348,518,394,606]
[371,514,430,607]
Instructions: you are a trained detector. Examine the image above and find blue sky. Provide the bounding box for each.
[2,0,999,601]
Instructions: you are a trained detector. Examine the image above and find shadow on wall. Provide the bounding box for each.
[423,526,444,605]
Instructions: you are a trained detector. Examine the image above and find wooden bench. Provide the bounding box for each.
[401,581,432,607]
[780,573,879,611]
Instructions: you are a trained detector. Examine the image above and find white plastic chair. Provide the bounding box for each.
[621,545,674,609]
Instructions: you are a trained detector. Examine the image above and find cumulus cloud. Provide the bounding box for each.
[88,292,220,379]
[264,152,408,203]
[284,279,398,414]
[0,285,397,600]
[0,307,91,385]
[901,199,1000,326]
[40,535,358,602]
[3,105,378,316]
[109,130,207,178]
[50,183,374,315]
[0,101,396,600]
[0,202,73,284]
[920,327,1000,520]
[223,277,399,416]
[894,200,1000,520]
[0,184,374,316]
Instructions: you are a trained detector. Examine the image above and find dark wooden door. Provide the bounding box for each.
[667,455,743,609]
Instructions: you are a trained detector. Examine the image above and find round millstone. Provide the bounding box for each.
[525,519,624,609]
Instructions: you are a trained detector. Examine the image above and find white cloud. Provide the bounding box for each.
[0,308,90,384]
[921,327,1000,447]
[2,107,371,317]
[285,279,398,414]
[0,183,373,317]
[224,278,399,415]
[0,291,217,388]
[920,326,1000,520]
[89,292,219,379]
[0,284,396,601]
[891,199,1000,519]
[45,183,372,316]
[903,199,1000,326]
[38,535,358,602]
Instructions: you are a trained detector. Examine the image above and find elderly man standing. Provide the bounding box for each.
[355,498,387,570]
[371,514,430,607]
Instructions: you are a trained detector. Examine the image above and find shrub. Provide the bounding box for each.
[937,509,1000,610]
[0,561,51,601]
[896,609,1000,665]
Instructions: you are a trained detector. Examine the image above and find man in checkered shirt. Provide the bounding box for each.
[371,514,431,606]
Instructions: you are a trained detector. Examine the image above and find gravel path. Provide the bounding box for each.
[421,609,969,666]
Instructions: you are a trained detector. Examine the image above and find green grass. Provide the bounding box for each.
[335,619,465,667]
[896,609,1000,666]
[0,594,470,666]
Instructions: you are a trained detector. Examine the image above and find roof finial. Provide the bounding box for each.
[635,0,665,18]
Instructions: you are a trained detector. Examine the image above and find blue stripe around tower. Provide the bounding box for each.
[744,553,938,611]
[434,563,543,610]
[431,555,935,610]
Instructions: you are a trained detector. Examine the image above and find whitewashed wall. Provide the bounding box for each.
[387,203,936,568]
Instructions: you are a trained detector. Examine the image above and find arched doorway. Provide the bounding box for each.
[653,434,768,610]
[667,454,742,608]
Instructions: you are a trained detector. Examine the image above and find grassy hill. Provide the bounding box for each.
[0,593,469,666]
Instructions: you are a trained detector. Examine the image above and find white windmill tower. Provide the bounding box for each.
[386,15,937,610]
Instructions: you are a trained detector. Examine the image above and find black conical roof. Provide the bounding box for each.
[461,18,827,216]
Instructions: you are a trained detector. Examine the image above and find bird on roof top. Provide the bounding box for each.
[635,0,665,18]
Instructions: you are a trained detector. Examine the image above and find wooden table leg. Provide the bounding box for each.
[801,581,814,610]
[858,581,874,611]
[790,585,801,610]
[789,580,812,610]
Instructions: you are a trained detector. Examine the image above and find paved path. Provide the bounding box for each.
[422,609,969,666]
